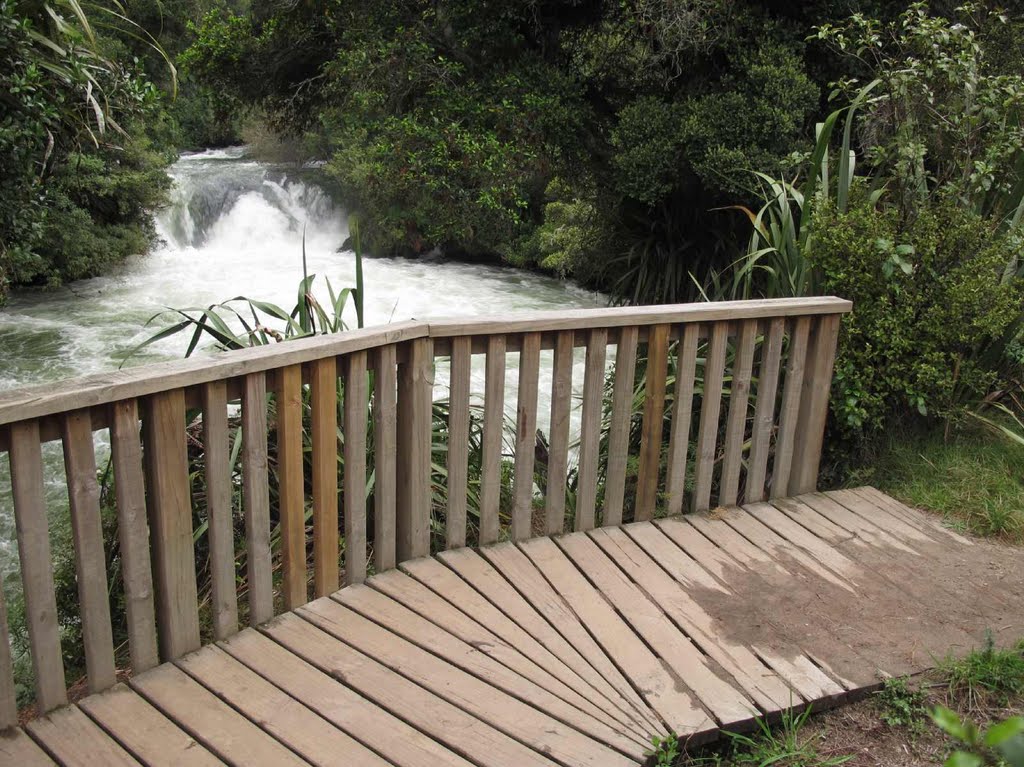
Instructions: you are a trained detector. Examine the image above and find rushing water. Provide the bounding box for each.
[0,147,607,579]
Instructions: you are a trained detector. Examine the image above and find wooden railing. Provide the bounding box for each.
[0,296,850,721]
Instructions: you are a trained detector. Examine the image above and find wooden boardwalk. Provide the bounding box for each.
[6,486,1022,767]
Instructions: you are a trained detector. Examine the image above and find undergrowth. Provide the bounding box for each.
[940,632,1024,710]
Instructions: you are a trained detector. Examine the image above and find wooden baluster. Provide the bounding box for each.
[276,365,306,609]
[109,399,159,673]
[0,570,16,728]
[8,420,66,711]
[635,324,670,521]
[242,373,273,625]
[511,332,541,542]
[61,410,116,693]
[396,337,433,562]
[202,382,238,641]
[372,346,397,572]
[545,330,574,534]
[344,351,369,584]
[789,314,843,494]
[603,327,638,528]
[746,318,785,503]
[479,336,506,545]
[311,357,340,597]
[771,317,811,499]
[446,337,472,549]
[665,323,700,516]
[141,390,200,661]
[692,322,728,512]
[575,328,607,531]
[719,319,758,506]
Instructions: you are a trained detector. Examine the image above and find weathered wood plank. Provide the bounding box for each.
[789,314,842,494]
[479,335,507,545]
[8,420,66,711]
[142,390,201,661]
[665,323,700,516]
[511,332,541,541]
[61,410,116,693]
[771,317,810,498]
[446,336,472,548]
[344,350,369,584]
[26,705,139,766]
[635,324,670,521]
[372,345,397,572]
[576,328,608,531]
[109,399,159,672]
[693,322,728,512]
[241,373,273,625]
[0,571,16,729]
[746,318,785,503]
[78,683,223,766]
[545,330,574,534]
[223,626,475,767]
[310,356,340,597]
[202,382,238,641]
[396,337,433,562]
[719,319,757,506]
[0,728,54,766]
[276,364,307,609]
[603,326,639,527]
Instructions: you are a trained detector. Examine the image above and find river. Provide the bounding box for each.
[0,147,607,579]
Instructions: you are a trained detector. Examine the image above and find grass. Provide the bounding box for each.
[939,632,1024,710]
[876,675,929,733]
[850,423,1024,541]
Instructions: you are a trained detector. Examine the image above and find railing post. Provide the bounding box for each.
[397,337,434,561]
[789,314,843,495]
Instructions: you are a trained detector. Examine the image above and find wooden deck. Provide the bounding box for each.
[7,486,1022,767]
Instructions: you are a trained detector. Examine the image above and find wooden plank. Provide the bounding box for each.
[241,373,273,625]
[545,330,574,534]
[141,391,201,661]
[109,399,159,673]
[789,314,842,494]
[333,583,644,755]
[590,526,801,712]
[396,337,433,562]
[479,335,507,545]
[516,537,712,736]
[310,356,340,597]
[576,328,607,531]
[131,663,306,766]
[746,318,785,502]
[223,626,475,767]
[402,554,656,738]
[635,324,670,521]
[300,597,635,766]
[446,336,472,548]
[202,381,238,641]
[177,645,389,766]
[0,571,16,729]
[603,326,638,527]
[651,516,751,585]
[344,350,369,584]
[719,319,757,506]
[61,410,116,693]
[9,420,67,711]
[856,486,975,546]
[78,683,223,766]
[826,488,936,546]
[27,705,139,766]
[511,332,541,541]
[792,492,918,554]
[474,544,666,734]
[268,613,566,767]
[770,496,859,546]
[665,323,700,516]
[367,567,649,745]
[623,521,730,595]
[683,514,790,576]
[276,364,306,609]
[372,345,397,572]
[0,321,428,428]
[0,728,54,766]
[770,316,810,498]
[692,322,728,512]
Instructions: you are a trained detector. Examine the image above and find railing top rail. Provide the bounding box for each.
[0,297,850,428]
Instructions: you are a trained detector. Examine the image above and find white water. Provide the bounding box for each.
[0,147,607,578]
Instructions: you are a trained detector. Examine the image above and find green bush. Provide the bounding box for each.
[812,194,1023,439]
